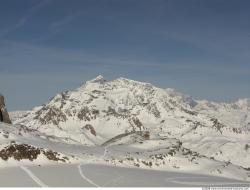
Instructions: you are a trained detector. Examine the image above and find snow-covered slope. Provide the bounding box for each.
[9,75,250,182]
[195,99,250,130]
[1,164,249,187]
[0,122,77,167]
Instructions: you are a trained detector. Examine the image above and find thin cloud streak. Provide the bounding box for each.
[50,11,83,30]
[0,41,249,77]
[33,11,84,43]
[0,0,52,38]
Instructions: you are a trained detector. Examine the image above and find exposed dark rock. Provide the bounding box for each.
[232,127,242,134]
[146,103,161,118]
[104,106,127,118]
[35,106,67,126]
[130,117,143,130]
[0,144,41,161]
[245,144,250,151]
[0,94,12,124]
[43,150,69,162]
[143,131,150,140]
[59,91,70,109]
[181,108,198,116]
[102,131,151,146]
[0,143,68,162]
[77,107,99,121]
[83,124,96,136]
[211,118,225,134]
[141,160,152,167]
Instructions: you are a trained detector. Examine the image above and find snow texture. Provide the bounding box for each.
[1,76,249,186]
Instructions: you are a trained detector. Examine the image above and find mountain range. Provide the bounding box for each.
[2,75,250,182]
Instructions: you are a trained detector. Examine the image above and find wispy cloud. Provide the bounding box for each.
[0,18,28,37]
[50,11,83,30]
[1,41,249,110]
[28,0,52,13]
[0,41,249,76]
[0,0,52,38]
[0,41,154,71]
[32,11,84,43]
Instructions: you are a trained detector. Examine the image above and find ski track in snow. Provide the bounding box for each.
[103,146,108,157]
[20,166,48,187]
[78,164,100,187]
[8,77,250,184]
[77,146,110,187]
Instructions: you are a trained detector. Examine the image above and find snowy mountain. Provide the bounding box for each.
[0,122,76,167]
[8,75,250,182]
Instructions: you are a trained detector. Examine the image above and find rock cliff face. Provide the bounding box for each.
[0,94,12,124]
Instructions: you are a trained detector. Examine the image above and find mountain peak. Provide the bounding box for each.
[9,75,250,182]
[81,75,107,87]
[90,75,106,82]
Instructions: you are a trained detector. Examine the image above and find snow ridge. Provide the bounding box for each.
[7,75,250,182]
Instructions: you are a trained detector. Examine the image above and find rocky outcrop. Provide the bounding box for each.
[0,94,12,124]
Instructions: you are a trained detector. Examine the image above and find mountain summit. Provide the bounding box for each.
[87,75,106,83]
[10,76,250,181]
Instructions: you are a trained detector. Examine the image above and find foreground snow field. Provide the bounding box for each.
[0,164,249,187]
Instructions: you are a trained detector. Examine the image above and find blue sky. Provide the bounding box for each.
[0,0,250,110]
